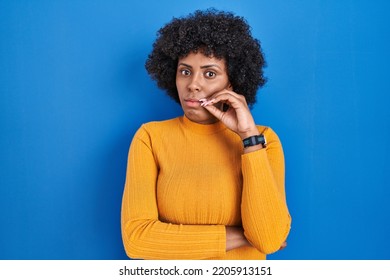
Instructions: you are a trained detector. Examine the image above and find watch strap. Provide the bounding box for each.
[243,134,266,148]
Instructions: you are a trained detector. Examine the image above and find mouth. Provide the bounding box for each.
[184,98,203,102]
[183,98,204,107]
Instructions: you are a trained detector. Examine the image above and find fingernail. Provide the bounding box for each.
[202,99,215,106]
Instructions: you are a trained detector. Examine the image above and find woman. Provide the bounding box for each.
[121,9,291,260]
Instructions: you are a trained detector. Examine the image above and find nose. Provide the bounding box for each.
[188,73,202,93]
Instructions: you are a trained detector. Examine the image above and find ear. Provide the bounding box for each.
[227,83,233,90]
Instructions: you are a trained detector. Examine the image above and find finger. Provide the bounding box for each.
[201,100,226,120]
[201,93,244,109]
[211,89,247,105]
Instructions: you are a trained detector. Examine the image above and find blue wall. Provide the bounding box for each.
[1,0,389,260]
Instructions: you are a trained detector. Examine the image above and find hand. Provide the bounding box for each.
[226,226,287,252]
[279,241,287,250]
[225,226,252,251]
[200,89,259,139]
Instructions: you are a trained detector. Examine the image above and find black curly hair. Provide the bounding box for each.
[145,9,266,107]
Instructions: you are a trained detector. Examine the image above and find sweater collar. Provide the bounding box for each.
[180,115,227,135]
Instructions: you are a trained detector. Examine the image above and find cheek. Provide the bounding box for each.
[176,80,185,95]
[210,79,231,92]
[175,76,181,87]
[176,75,186,87]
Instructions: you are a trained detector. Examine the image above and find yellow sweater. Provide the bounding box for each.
[121,115,291,260]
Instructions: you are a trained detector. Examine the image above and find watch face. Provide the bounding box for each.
[260,135,266,145]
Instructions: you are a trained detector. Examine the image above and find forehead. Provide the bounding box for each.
[178,51,226,68]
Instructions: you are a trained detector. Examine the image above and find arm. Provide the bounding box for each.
[121,125,226,260]
[240,127,291,254]
[202,91,291,254]
[225,130,290,254]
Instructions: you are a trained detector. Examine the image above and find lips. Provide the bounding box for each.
[183,98,202,108]
[184,98,200,102]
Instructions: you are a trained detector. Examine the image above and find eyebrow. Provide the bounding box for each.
[178,62,222,70]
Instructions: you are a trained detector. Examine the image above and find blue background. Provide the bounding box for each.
[1,0,389,260]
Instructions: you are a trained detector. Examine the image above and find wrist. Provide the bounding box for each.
[242,134,266,148]
[239,128,260,140]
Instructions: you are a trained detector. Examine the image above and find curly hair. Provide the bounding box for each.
[145,9,266,107]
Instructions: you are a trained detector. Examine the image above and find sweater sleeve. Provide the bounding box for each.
[241,127,291,254]
[121,125,226,260]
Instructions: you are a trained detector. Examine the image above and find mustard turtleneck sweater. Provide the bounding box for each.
[121,116,291,260]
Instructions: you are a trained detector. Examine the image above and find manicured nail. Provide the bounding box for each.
[202,99,215,106]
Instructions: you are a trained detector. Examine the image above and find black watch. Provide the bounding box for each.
[243,134,266,148]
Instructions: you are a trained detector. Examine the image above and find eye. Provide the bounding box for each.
[180,69,191,76]
[204,71,216,78]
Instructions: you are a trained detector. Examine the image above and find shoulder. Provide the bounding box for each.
[133,117,181,140]
[139,117,181,133]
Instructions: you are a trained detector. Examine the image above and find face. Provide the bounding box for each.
[176,51,231,124]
